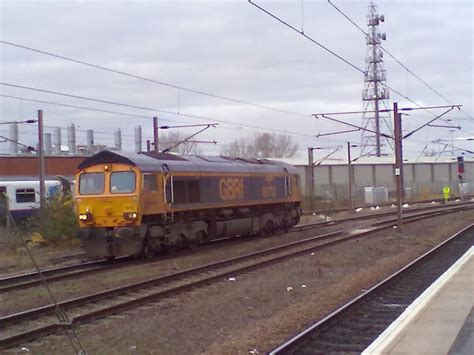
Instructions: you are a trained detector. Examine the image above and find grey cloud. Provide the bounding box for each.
[0,0,472,157]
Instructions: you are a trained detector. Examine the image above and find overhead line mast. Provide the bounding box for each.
[361,1,390,157]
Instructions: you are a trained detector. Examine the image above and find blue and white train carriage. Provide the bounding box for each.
[0,176,71,220]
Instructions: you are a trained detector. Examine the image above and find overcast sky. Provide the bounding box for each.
[0,0,472,160]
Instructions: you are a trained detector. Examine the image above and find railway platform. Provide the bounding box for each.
[363,246,473,355]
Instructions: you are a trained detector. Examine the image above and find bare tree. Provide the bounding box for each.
[273,134,298,158]
[221,133,298,158]
[220,137,251,158]
[159,131,200,155]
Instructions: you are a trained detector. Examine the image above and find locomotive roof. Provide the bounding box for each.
[77,150,299,174]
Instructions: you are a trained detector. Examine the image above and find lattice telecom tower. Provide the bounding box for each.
[360,1,391,157]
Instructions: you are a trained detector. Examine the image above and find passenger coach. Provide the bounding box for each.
[75,150,302,258]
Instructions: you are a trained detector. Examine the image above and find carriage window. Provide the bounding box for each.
[79,173,105,195]
[143,174,158,192]
[16,188,36,203]
[111,171,136,193]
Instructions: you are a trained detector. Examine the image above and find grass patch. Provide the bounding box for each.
[0,226,26,251]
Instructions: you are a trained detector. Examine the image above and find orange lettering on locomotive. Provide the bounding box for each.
[219,178,244,200]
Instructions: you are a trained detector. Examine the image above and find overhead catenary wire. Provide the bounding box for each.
[0,101,325,152]
[249,0,468,128]
[0,135,36,151]
[4,14,459,155]
[0,93,357,147]
[0,40,309,118]
[2,8,469,153]
[0,82,319,140]
[248,0,366,74]
[0,94,260,138]
[2,95,462,158]
[327,0,473,121]
[1,94,176,122]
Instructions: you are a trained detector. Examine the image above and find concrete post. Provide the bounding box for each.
[9,122,19,155]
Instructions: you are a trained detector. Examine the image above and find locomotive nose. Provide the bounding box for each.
[76,196,140,227]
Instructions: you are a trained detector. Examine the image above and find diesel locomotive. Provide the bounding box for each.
[74,150,302,258]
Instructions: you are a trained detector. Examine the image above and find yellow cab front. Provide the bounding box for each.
[74,163,146,258]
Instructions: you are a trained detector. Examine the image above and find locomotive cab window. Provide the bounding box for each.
[111,171,136,194]
[79,173,105,195]
[16,188,35,203]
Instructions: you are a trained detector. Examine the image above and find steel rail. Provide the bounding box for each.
[0,257,134,293]
[295,200,474,230]
[270,223,474,354]
[302,195,474,215]
[2,201,471,293]
[0,205,471,349]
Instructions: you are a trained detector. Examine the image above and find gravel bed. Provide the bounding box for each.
[0,218,370,316]
[9,210,473,354]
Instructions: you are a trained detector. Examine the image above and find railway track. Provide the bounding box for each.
[0,204,472,350]
[2,200,470,293]
[294,199,473,231]
[302,195,474,215]
[270,223,474,354]
[0,257,134,293]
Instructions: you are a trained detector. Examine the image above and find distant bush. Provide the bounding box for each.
[27,193,78,245]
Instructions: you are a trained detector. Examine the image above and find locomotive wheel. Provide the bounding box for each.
[143,245,156,259]
[261,221,274,237]
[292,216,301,225]
[189,230,206,250]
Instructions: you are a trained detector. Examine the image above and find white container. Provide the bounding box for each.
[364,186,389,204]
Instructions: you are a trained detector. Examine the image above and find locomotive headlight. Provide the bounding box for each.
[123,212,138,220]
[78,213,92,221]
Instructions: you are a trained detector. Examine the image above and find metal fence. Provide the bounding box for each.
[298,161,474,204]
